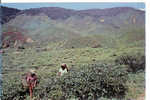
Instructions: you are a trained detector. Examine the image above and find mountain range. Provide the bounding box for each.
[1,6,145,48]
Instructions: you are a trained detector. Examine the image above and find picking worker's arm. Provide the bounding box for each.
[66,66,69,72]
[33,75,37,87]
[26,73,31,86]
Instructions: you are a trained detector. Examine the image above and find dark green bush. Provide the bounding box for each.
[2,78,27,100]
[115,53,145,73]
[2,75,40,100]
[2,63,128,100]
[34,63,128,100]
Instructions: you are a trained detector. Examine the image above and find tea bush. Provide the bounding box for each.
[115,52,145,73]
[34,63,128,100]
[2,63,129,100]
[2,74,40,100]
[2,77,27,100]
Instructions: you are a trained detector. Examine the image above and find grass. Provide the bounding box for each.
[126,72,145,99]
[2,44,145,100]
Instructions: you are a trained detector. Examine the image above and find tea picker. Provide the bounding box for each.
[22,69,37,99]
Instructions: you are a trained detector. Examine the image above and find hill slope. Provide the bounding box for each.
[1,6,21,24]
[2,7,145,48]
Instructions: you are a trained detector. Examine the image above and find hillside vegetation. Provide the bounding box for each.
[1,6,145,100]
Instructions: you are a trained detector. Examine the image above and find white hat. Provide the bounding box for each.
[29,69,36,74]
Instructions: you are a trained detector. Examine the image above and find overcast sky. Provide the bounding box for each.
[1,3,145,10]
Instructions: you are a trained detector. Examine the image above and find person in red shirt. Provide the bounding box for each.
[22,69,37,99]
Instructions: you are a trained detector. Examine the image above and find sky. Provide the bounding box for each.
[1,3,145,10]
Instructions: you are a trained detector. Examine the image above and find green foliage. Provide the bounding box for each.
[115,52,145,73]
[33,63,128,100]
[125,72,145,99]
[2,77,27,100]
[1,7,145,100]
[2,73,41,100]
[2,46,145,100]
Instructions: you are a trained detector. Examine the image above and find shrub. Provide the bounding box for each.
[2,78,27,100]
[2,75,40,100]
[34,63,128,100]
[2,63,128,100]
[115,52,145,73]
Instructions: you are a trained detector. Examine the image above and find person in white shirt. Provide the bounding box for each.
[58,63,69,76]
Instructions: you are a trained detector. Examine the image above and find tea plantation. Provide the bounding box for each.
[2,46,145,100]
